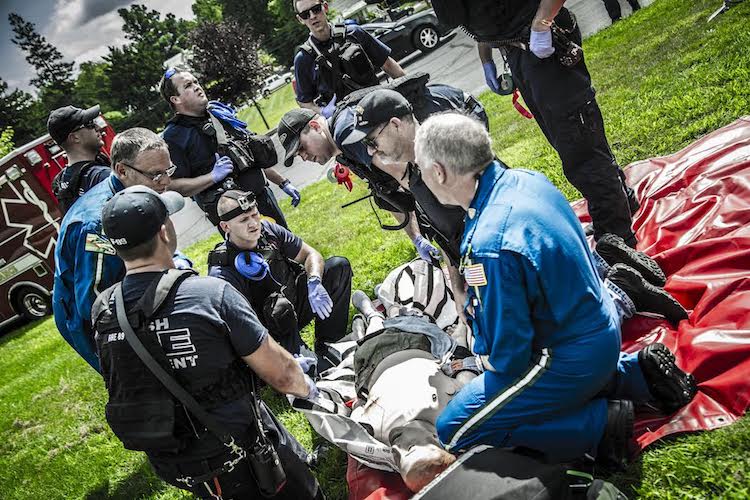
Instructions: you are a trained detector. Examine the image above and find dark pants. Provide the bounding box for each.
[505,10,636,246]
[151,401,323,499]
[294,256,353,347]
[602,0,640,21]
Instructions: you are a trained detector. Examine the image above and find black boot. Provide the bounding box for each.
[596,399,634,471]
[597,233,667,287]
[639,343,698,414]
[607,264,688,325]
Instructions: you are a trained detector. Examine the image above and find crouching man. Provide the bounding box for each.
[91,186,323,499]
[208,190,352,365]
[415,113,697,469]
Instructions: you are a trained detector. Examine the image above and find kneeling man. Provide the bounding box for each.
[208,190,352,364]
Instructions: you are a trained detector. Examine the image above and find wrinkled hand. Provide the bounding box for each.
[321,94,337,119]
[304,374,320,401]
[482,61,501,94]
[211,153,234,183]
[414,235,440,263]
[530,29,555,59]
[307,276,333,319]
[280,179,301,207]
[294,354,317,374]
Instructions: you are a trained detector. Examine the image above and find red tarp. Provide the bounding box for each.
[348,117,750,500]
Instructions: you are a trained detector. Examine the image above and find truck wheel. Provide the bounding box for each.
[414,25,439,53]
[15,287,51,321]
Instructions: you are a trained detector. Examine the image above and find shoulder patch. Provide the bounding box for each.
[85,233,116,255]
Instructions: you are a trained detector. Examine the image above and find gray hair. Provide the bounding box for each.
[415,112,493,176]
[110,128,168,167]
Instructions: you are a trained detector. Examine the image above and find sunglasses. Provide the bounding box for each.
[71,121,97,133]
[362,122,389,152]
[298,3,324,20]
[164,67,177,80]
[122,162,177,183]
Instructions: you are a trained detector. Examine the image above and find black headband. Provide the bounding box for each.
[218,191,258,221]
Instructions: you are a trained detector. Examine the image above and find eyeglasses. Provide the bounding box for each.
[122,162,177,183]
[164,67,177,80]
[362,123,389,153]
[71,121,97,133]
[298,3,324,19]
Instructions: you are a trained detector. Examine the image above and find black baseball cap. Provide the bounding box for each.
[342,90,412,145]
[102,186,185,250]
[278,108,317,166]
[47,105,101,145]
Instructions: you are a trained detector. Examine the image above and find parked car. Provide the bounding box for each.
[261,72,293,97]
[360,8,452,60]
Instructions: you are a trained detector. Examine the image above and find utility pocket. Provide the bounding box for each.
[105,399,182,452]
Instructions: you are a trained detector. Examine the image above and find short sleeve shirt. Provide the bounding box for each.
[294,25,392,104]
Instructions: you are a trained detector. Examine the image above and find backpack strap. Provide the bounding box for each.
[133,269,198,319]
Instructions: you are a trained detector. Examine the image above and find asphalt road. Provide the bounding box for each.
[175,30,488,249]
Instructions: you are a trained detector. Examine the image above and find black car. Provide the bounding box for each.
[360,8,453,60]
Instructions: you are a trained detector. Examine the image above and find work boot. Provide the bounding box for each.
[596,399,634,472]
[352,290,383,320]
[596,233,666,287]
[638,343,697,414]
[607,264,688,325]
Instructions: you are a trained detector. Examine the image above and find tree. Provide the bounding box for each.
[267,0,309,67]
[73,62,115,110]
[0,128,15,158]
[104,4,192,130]
[8,13,74,111]
[0,78,45,145]
[193,0,223,24]
[219,0,274,38]
[189,19,272,108]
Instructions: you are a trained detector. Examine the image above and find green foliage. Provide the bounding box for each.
[192,0,223,24]
[72,62,115,111]
[0,77,45,146]
[0,128,14,157]
[103,4,192,130]
[267,0,311,67]
[188,19,272,106]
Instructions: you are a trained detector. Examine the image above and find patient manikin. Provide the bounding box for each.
[348,287,476,493]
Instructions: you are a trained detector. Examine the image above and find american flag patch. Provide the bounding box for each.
[464,263,487,287]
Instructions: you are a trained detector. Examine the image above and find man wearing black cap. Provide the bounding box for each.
[277,86,488,312]
[92,186,323,500]
[53,127,189,372]
[208,189,352,367]
[160,69,300,229]
[48,104,111,214]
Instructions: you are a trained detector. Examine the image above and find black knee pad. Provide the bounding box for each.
[263,293,298,340]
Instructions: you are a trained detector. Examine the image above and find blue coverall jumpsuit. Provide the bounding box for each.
[436,161,651,462]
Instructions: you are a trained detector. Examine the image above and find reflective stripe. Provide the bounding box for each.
[94,252,104,296]
[445,348,551,451]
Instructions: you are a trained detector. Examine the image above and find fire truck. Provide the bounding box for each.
[0,116,115,328]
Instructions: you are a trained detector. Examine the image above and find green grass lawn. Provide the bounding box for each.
[238,84,298,134]
[1,0,749,498]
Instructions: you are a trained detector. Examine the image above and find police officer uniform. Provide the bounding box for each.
[437,1,638,245]
[208,219,352,359]
[164,113,289,228]
[294,23,391,106]
[434,160,670,462]
[91,188,322,499]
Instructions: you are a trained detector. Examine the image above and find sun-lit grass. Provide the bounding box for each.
[1,0,749,498]
[238,84,298,133]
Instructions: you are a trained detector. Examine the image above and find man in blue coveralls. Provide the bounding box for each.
[53,128,191,372]
[415,113,697,469]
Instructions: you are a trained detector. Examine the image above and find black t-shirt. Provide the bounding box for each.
[163,115,267,209]
[119,272,268,444]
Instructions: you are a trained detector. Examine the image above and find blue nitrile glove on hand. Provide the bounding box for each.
[414,235,441,263]
[294,354,317,374]
[530,29,555,58]
[172,252,193,270]
[304,374,320,401]
[321,94,337,119]
[211,153,234,184]
[482,61,502,94]
[307,276,333,319]
[280,179,301,207]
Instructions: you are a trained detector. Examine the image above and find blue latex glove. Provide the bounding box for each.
[530,29,555,58]
[414,235,441,263]
[294,354,317,374]
[280,179,301,207]
[307,276,333,319]
[321,94,337,119]
[482,61,501,94]
[211,153,234,184]
[172,252,193,270]
[304,374,320,401]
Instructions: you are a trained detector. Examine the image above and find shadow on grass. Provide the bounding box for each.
[85,458,172,500]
